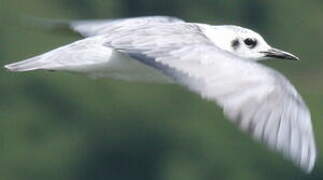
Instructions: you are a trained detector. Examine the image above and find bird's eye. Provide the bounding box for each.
[244,38,257,48]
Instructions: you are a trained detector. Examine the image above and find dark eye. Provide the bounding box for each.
[244,38,257,48]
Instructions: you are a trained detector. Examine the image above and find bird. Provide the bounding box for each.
[4,16,316,173]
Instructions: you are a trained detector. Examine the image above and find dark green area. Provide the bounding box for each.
[1,0,323,179]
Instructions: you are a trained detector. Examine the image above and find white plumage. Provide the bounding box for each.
[4,16,316,173]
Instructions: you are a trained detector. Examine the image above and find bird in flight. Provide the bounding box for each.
[4,16,316,173]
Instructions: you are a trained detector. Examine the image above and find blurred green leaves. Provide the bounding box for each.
[1,0,323,180]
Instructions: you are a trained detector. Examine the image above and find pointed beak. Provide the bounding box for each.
[261,48,299,61]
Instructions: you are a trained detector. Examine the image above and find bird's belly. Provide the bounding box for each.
[73,49,173,83]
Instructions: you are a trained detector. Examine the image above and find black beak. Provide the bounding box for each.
[261,48,299,61]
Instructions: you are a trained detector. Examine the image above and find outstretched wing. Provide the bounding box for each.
[104,23,316,172]
[28,16,185,37]
[4,36,112,72]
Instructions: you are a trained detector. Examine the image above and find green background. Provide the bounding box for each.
[1,0,323,179]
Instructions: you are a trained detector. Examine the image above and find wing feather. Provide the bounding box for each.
[104,23,316,172]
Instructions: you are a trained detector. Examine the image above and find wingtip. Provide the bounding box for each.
[3,64,16,72]
[3,62,34,72]
[302,162,315,174]
[304,148,316,174]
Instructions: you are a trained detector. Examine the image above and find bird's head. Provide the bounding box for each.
[205,25,299,61]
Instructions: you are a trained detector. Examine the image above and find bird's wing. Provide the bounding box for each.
[4,36,112,72]
[28,16,185,37]
[105,23,316,172]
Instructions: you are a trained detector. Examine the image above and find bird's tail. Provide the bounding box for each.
[21,16,82,36]
[20,16,115,37]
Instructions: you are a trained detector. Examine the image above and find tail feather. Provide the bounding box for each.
[25,16,82,37]
[24,16,111,37]
[24,16,185,38]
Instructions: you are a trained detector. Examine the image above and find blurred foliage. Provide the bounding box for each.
[1,0,323,180]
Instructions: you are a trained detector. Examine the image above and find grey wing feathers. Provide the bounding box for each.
[104,23,316,172]
[4,55,43,72]
[71,16,184,37]
[4,16,185,72]
[4,36,111,72]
